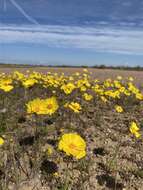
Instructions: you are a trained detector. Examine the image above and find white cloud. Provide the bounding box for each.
[1,24,143,55]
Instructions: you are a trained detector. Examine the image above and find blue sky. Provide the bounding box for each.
[0,0,143,66]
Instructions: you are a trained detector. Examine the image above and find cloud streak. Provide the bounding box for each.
[9,0,39,25]
[1,24,143,55]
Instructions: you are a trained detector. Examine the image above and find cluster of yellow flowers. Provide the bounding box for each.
[27,97,59,115]
[92,77,143,101]
[0,71,143,102]
[0,70,142,159]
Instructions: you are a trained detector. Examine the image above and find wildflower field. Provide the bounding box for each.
[0,69,142,190]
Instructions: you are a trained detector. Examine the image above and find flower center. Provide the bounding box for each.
[47,104,53,109]
[69,143,77,150]
[35,107,40,112]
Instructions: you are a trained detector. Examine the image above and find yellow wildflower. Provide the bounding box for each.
[27,98,47,115]
[136,93,143,100]
[27,97,59,115]
[0,137,4,146]
[58,133,86,159]
[22,78,37,88]
[124,90,131,96]
[129,122,141,138]
[0,77,13,92]
[83,93,93,101]
[13,71,24,80]
[67,102,82,113]
[80,86,87,92]
[61,83,76,94]
[119,87,125,93]
[83,69,88,72]
[69,76,74,81]
[128,77,134,81]
[115,105,123,113]
[117,76,122,80]
[47,146,53,155]
[45,97,59,115]
[101,96,108,103]
[75,72,80,76]
[94,79,100,83]
[53,172,59,177]
[0,85,13,92]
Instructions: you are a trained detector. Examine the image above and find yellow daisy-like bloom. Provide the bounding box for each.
[0,77,14,92]
[26,97,59,115]
[47,146,53,155]
[0,137,4,146]
[58,133,86,159]
[13,71,24,80]
[61,83,76,94]
[100,96,108,103]
[53,172,59,177]
[128,77,134,81]
[129,122,141,138]
[45,97,59,115]
[75,72,80,76]
[83,69,88,73]
[80,86,87,92]
[0,85,13,92]
[115,105,123,113]
[117,76,122,80]
[27,98,47,114]
[67,102,82,113]
[22,78,37,88]
[136,93,143,100]
[83,93,93,101]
